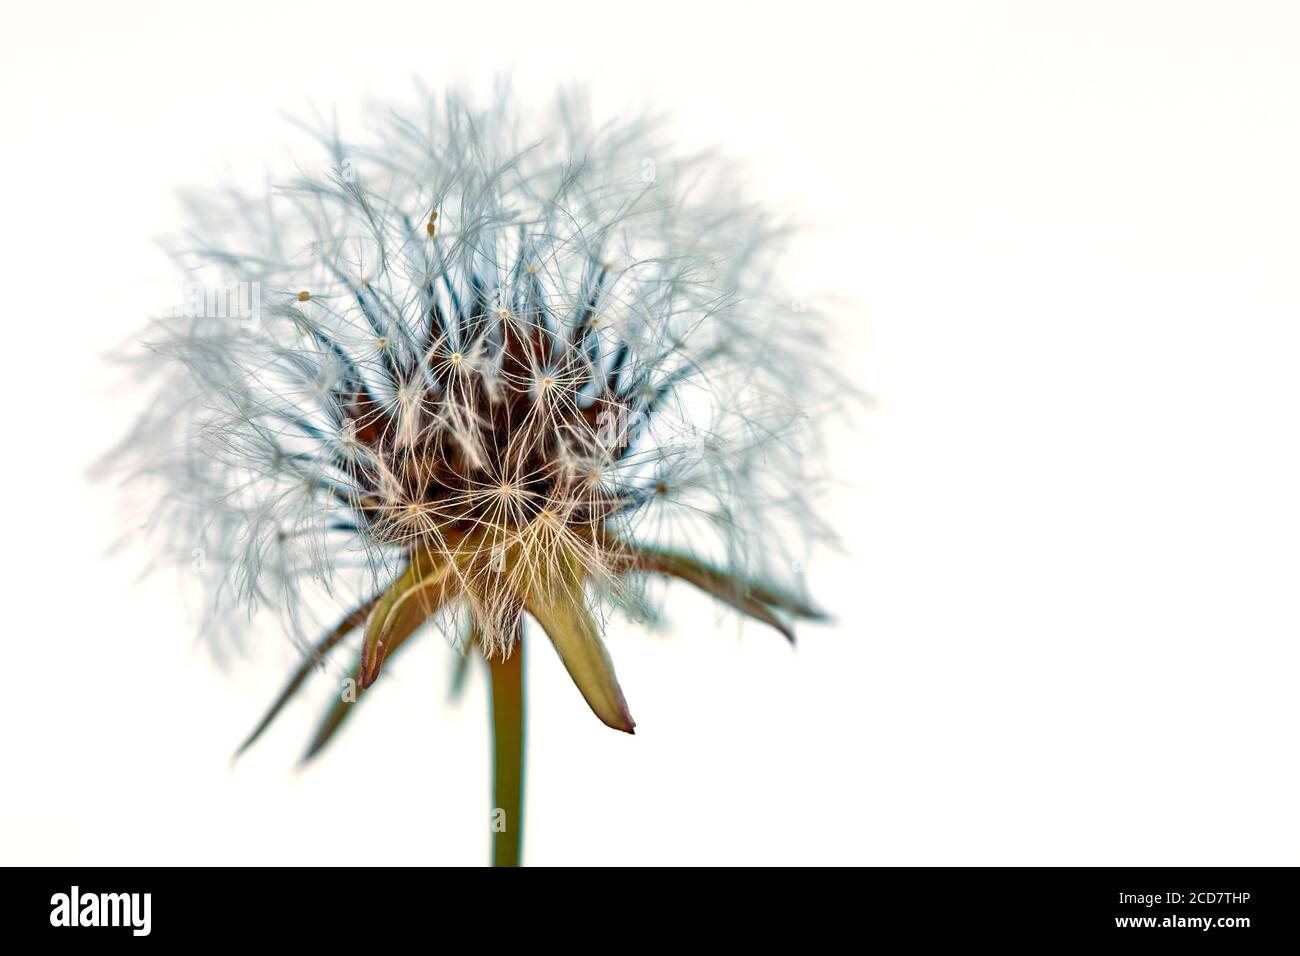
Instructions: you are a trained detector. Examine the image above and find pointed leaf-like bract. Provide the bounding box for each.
[524,556,635,734]
[300,614,428,764]
[234,593,381,760]
[359,550,461,689]
[302,553,464,762]
[618,545,826,643]
[301,654,365,764]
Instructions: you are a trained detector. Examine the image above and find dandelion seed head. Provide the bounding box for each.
[118,84,838,663]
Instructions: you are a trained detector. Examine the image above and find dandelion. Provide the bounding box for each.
[115,85,835,866]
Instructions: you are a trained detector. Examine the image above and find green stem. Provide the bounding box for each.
[488,633,525,867]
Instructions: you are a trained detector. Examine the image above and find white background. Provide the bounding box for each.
[2,1,1299,865]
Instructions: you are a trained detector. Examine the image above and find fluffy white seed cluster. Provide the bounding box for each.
[120,86,832,661]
